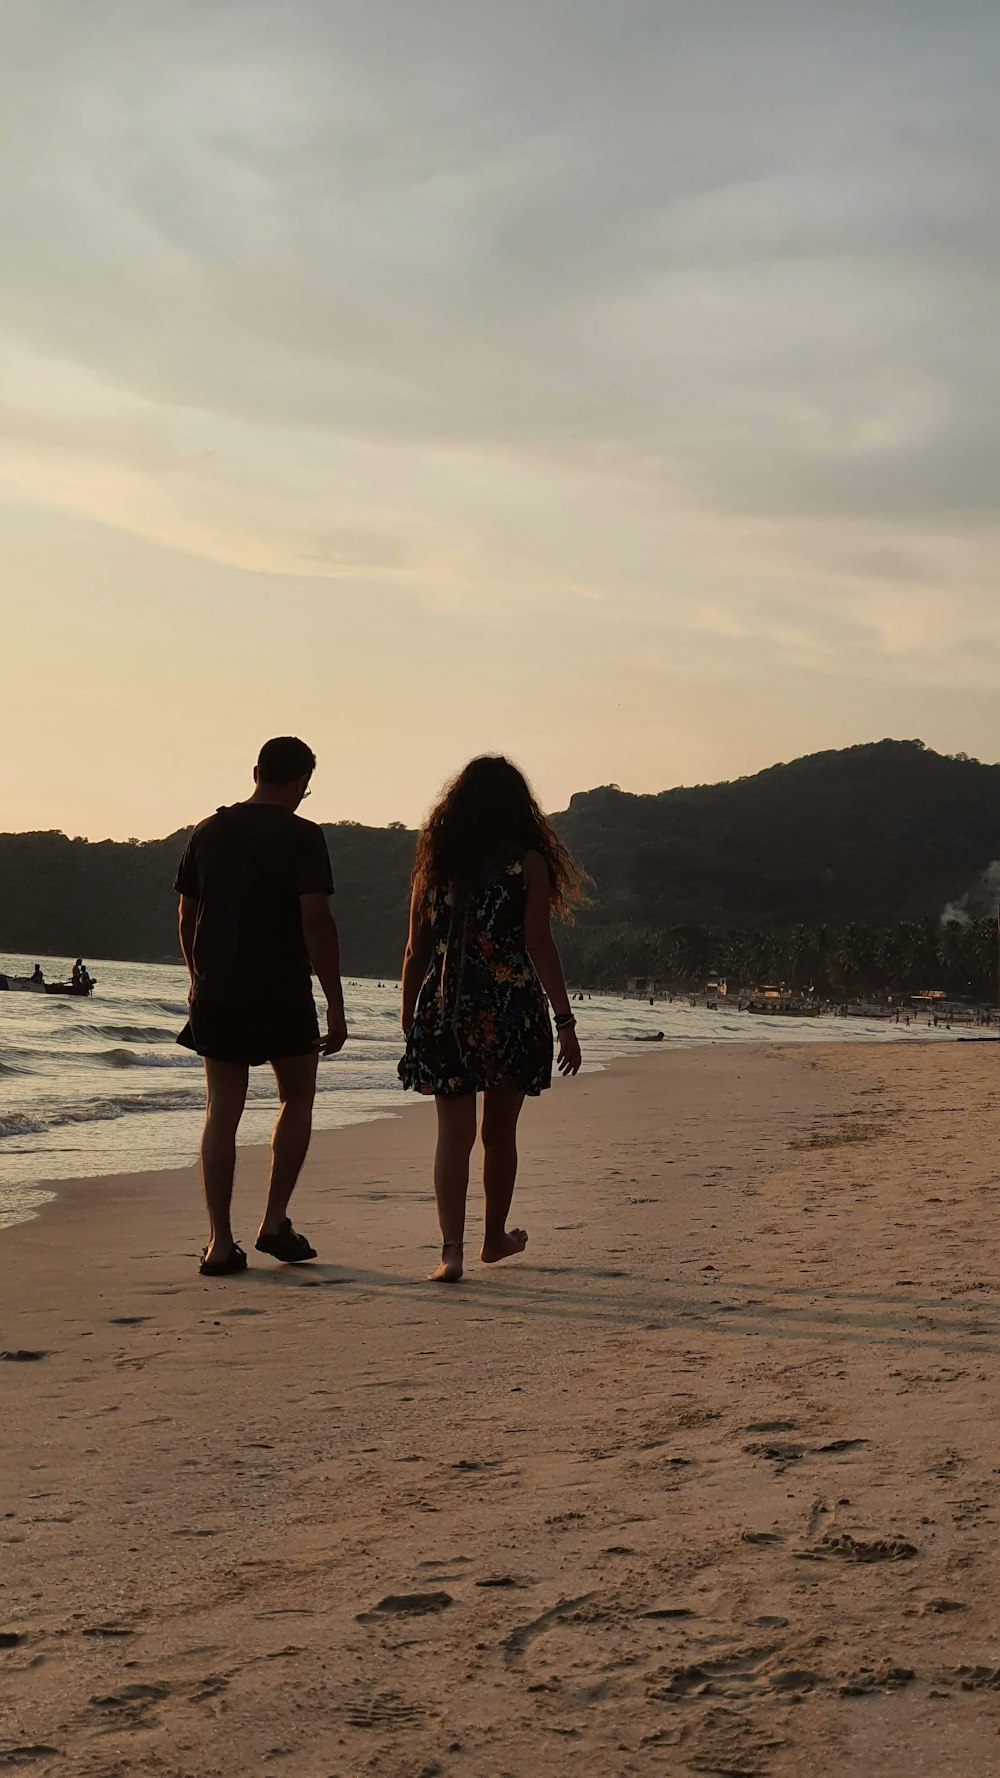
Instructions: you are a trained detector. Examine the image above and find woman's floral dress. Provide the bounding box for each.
[399,857,553,1097]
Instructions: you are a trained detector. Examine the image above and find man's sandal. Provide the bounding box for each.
[199,1241,248,1277]
[255,1219,317,1264]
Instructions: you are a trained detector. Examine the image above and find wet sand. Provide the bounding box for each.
[1,1041,998,1776]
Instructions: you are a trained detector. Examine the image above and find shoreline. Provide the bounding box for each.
[3,1041,999,1776]
[1,1015,984,1238]
[0,1085,433,1237]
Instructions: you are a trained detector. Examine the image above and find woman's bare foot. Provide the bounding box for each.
[429,1241,464,1283]
[481,1227,528,1265]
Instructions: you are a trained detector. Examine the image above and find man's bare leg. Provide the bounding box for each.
[258,1051,319,1238]
[201,1059,250,1265]
[481,1084,528,1263]
[431,1093,477,1281]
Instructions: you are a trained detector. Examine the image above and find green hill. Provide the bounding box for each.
[1,741,997,985]
[557,738,1000,932]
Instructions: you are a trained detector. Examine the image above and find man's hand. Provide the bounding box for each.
[318,1007,348,1056]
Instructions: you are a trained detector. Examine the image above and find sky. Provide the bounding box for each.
[3,0,999,839]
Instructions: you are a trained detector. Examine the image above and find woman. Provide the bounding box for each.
[399,756,583,1282]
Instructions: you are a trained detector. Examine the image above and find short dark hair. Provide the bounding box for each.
[257,736,317,785]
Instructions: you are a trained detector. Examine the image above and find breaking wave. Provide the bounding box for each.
[95,1048,195,1070]
[80,1024,179,1045]
[0,1056,35,1077]
[0,1089,203,1141]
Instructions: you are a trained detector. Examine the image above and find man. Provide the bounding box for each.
[175,736,348,1276]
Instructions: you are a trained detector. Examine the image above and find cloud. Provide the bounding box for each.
[2,0,999,682]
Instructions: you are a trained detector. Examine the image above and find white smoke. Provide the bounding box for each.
[941,861,1000,927]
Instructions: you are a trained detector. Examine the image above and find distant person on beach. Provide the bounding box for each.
[174,736,347,1277]
[399,755,582,1283]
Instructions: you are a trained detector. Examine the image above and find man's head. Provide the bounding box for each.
[253,736,317,809]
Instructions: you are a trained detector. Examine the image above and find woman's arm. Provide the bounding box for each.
[523,850,581,1077]
[401,884,433,1031]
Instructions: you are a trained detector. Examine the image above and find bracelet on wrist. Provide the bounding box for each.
[554,1011,576,1030]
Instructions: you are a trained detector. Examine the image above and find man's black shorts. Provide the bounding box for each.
[177,997,319,1066]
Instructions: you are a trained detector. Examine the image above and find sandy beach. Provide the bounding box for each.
[2,1041,998,1776]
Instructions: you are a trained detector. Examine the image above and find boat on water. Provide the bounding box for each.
[746,1000,821,1018]
[0,974,96,996]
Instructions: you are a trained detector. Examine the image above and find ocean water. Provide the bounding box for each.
[0,950,977,1230]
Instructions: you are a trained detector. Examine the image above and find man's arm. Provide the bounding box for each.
[178,895,197,1002]
[401,885,433,1030]
[300,892,348,1055]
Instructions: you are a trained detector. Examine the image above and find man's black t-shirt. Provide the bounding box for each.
[174,804,335,1007]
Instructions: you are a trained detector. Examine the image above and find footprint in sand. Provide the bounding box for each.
[0,1352,47,1363]
[743,1440,806,1471]
[342,1690,426,1730]
[189,1675,229,1703]
[417,1556,470,1572]
[796,1532,918,1563]
[655,1643,783,1700]
[356,1592,454,1622]
[676,1702,793,1770]
[839,1663,915,1696]
[948,1665,1000,1691]
[90,1682,170,1714]
[503,1593,597,1660]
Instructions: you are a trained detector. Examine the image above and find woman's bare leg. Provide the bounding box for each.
[431,1093,477,1281]
[481,1084,528,1264]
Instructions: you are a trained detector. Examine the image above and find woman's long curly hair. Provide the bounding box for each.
[412,755,582,915]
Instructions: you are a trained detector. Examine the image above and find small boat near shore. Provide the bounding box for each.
[0,975,96,996]
[746,1000,821,1018]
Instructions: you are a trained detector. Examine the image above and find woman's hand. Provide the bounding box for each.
[557,1021,582,1077]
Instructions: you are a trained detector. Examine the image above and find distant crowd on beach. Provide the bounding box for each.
[175,737,582,1283]
[622,987,997,1028]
